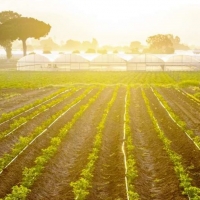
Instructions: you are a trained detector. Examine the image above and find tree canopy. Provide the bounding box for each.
[0,11,21,23]
[0,17,51,56]
[0,11,21,59]
[146,34,174,54]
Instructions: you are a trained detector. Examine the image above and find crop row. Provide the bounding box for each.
[151,88,200,150]
[2,87,104,200]
[0,88,79,140]
[0,87,71,124]
[123,87,139,200]
[70,86,118,200]
[0,87,93,174]
[1,71,200,88]
[176,88,200,105]
[142,89,200,199]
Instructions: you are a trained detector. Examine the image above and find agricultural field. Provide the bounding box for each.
[0,71,200,199]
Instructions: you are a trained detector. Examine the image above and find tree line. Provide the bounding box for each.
[0,10,190,59]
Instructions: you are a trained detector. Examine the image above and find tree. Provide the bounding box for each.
[146,34,174,54]
[167,34,190,50]
[130,41,142,54]
[81,41,92,51]
[40,37,59,51]
[85,48,96,53]
[130,41,141,49]
[65,40,81,51]
[0,11,21,59]
[0,17,51,56]
[97,49,107,54]
[91,38,98,50]
[0,11,21,23]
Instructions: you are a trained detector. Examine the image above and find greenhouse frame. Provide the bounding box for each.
[17,53,200,71]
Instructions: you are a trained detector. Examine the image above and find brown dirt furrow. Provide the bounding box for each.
[0,88,99,198]
[145,88,200,189]
[130,88,186,200]
[26,87,114,200]
[0,87,59,115]
[156,88,200,134]
[87,87,127,200]
[0,88,85,157]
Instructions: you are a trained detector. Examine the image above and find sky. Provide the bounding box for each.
[0,0,200,47]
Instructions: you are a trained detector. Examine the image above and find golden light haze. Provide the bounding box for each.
[0,0,200,46]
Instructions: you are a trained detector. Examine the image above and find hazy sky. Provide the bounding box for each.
[1,0,200,46]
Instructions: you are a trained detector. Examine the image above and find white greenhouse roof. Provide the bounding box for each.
[128,54,164,64]
[54,54,89,63]
[166,55,199,63]
[16,53,200,71]
[17,54,50,64]
[91,54,126,63]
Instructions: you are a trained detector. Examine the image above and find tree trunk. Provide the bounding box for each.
[5,43,12,59]
[0,40,12,59]
[22,39,27,56]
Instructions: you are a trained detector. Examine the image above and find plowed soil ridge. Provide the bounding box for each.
[145,88,200,189]
[87,87,127,200]
[0,88,84,158]
[0,87,58,115]
[156,88,200,136]
[130,88,186,200]
[26,87,114,200]
[0,88,98,197]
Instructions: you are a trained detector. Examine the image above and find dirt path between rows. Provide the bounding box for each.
[87,87,127,200]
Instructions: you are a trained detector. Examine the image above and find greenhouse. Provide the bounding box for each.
[16,53,200,71]
[127,54,165,71]
[90,54,126,71]
[54,54,89,71]
[17,54,51,71]
[165,55,200,71]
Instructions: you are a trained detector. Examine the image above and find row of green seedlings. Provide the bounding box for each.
[142,89,200,199]
[0,87,94,175]
[0,87,71,125]
[123,87,140,200]
[70,86,118,200]
[151,87,200,150]
[0,87,79,140]
[176,88,200,105]
[2,87,104,200]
